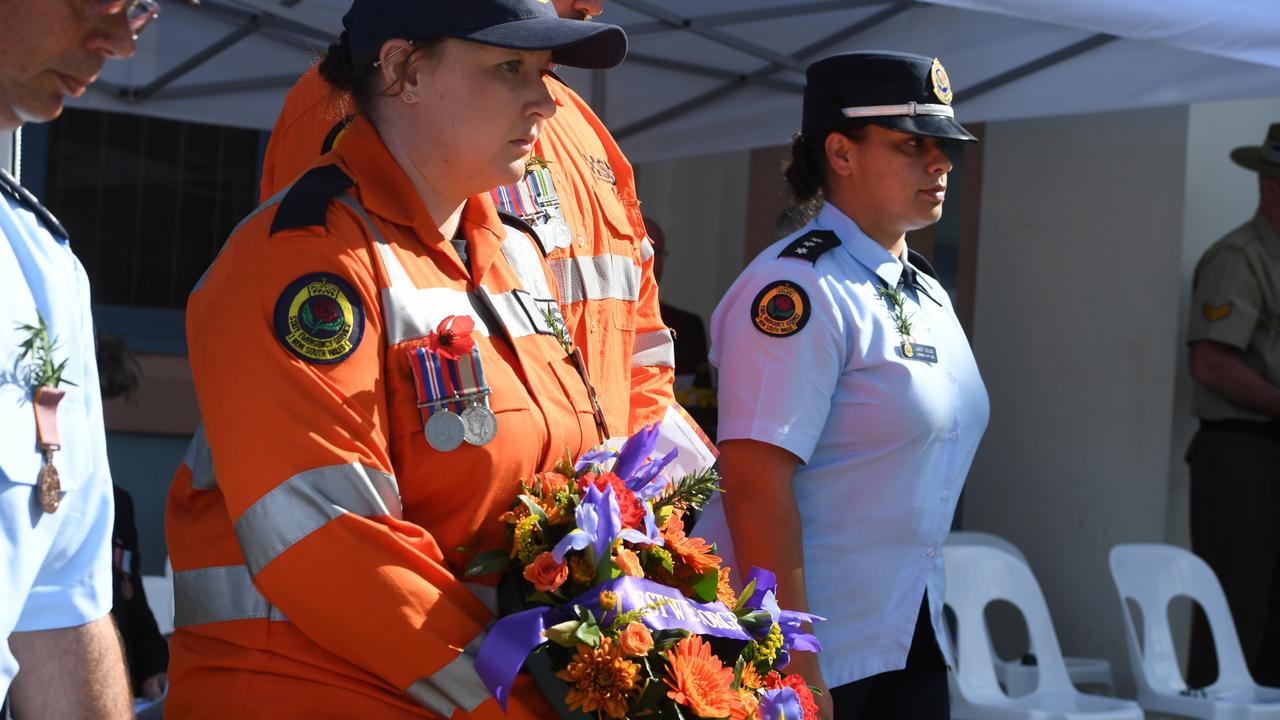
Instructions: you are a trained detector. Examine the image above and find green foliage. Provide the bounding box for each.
[16,311,75,392]
[463,549,509,578]
[654,467,721,514]
[877,284,914,338]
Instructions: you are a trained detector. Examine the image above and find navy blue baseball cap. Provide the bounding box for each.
[344,0,627,70]
[802,51,977,142]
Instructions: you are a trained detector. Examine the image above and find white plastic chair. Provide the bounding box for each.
[944,544,1142,719]
[946,532,1116,696]
[1109,543,1280,719]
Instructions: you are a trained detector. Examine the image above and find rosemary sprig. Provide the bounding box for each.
[877,285,914,340]
[541,305,574,356]
[653,466,721,514]
[16,311,76,392]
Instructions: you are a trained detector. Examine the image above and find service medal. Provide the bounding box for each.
[425,411,466,452]
[38,456,61,514]
[461,402,498,446]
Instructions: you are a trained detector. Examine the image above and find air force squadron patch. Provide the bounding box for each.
[274,273,365,364]
[751,280,810,337]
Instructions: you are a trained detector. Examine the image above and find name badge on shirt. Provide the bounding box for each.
[898,341,939,364]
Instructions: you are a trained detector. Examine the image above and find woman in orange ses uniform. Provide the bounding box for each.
[164,1,626,717]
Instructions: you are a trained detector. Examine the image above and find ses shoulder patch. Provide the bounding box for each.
[751,280,810,337]
[273,273,365,364]
[779,230,841,264]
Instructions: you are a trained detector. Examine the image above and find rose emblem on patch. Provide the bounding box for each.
[273,273,366,364]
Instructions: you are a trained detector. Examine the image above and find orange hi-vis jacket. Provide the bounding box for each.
[259,66,676,435]
[166,118,599,718]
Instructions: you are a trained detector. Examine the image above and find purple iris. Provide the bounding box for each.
[757,687,804,720]
[552,484,620,566]
[743,567,824,668]
[613,423,660,483]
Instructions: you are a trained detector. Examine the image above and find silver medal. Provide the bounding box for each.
[461,402,498,446]
[425,410,465,452]
[543,216,573,251]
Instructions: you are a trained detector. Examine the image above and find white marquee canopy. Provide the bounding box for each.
[76,0,1280,162]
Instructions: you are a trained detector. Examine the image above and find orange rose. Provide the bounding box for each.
[523,551,569,592]
[618,622,653,657]
[615,547,645,578]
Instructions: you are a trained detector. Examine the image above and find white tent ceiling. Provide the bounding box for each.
[75,0,1280,163]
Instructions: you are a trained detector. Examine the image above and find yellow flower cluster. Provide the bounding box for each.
[742,623,784,673]
[513,515,544,565]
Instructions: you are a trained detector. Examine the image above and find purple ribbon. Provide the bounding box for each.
[475,576,752,710]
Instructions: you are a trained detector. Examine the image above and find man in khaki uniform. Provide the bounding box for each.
[1187,122,1280,687]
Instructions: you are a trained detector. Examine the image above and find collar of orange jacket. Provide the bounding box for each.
[332,116,509,279]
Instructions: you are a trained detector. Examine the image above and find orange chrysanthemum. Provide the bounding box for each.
[556,637,640,719]
[662,512,722,575]
[664,635,737,718]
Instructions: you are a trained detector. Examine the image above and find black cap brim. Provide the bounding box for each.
[870,114,977,142]
[464,17,627,70]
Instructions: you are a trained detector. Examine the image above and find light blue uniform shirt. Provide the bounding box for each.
[0,169,114,698]
[696,203,989,687]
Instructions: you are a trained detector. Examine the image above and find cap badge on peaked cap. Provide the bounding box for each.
[930,58,953,105]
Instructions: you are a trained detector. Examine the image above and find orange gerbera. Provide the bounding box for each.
[662,511,722,575]
[716,566,737,609]
[556,637,640,719]
[664,635,737,718]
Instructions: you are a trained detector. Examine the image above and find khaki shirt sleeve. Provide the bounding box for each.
[1189,244,1262,350]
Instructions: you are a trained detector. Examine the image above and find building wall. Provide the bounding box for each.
[965,106,1192,694]
[634,150,751,321]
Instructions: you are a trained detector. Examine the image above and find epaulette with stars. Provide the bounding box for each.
[778,230,840,264]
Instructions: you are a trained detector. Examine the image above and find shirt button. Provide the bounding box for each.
[576,236,585,248]
[941,490,950,500]
[949,431,959,441]
[926,547,937,558]
[947,371,956,383]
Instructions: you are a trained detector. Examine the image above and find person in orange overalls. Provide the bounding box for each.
[258,0,677,438]
[164,2,627,716]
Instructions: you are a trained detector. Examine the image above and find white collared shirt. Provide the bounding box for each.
[1,170,114,697]
[697,202,989,687]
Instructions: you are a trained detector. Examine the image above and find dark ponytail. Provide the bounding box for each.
[782,121,871,225]
[783,133,828,225]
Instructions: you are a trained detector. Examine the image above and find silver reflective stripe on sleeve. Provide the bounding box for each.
[632,329,676,368]
[408,653,492,715]
[235,463,403,575]
[463,582,498,615]
[548,254,641,304]
[639,237,655,264]
[182,423,218,491]
[172,565,288,627]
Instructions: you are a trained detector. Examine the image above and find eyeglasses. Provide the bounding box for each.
[87,0,161,36]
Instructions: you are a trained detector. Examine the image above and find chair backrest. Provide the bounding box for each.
[944,545,1076,700]
[947,530,1029,565]
[1108,543,1253,694]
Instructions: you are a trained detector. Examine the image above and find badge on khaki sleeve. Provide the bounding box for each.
[751,280,810,337]
[274,273,365,364]
[1202,302,1233,321]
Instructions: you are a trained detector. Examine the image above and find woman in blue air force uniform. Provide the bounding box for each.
[696,51,989,720]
